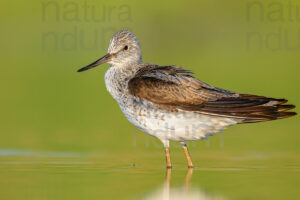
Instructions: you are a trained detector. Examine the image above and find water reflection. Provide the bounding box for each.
[143,168,226,200]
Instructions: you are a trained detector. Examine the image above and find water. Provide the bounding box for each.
[1,149,299,200]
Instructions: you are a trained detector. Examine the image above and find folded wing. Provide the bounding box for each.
[128,64,296,123]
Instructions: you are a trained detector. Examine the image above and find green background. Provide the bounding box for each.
[0,0,299,199]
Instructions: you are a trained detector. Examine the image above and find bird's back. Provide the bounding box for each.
[127,64,297,123]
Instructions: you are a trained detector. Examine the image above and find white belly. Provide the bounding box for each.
[120,104,237,142]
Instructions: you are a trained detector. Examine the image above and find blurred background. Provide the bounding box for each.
[0,0,299,199]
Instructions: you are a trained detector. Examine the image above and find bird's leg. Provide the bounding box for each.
[163,140,172,168]
[165,147,172,168]
[182,143,194,168]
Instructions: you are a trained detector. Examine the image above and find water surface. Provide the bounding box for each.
[1,149,299,200]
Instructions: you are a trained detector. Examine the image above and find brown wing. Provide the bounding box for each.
[128,64,296,123]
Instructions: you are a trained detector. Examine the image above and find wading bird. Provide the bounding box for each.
[78,30,296,168]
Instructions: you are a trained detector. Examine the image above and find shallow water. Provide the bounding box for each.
[1,149,299,200]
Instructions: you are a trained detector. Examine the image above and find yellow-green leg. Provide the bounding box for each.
[165,147,172,168]
[182,143,194,168]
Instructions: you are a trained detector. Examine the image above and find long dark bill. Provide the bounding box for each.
[77,53,114,72]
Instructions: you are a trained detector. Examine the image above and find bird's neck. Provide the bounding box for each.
[104,63,142,102]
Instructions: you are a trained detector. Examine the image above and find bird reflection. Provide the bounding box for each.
[143,168,226,200]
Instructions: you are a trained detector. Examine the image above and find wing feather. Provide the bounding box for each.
[128,64,296,123]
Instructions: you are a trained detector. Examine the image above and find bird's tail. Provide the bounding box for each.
[236,94,297,123]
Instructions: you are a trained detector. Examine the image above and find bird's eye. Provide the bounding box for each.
[124,45,128,50]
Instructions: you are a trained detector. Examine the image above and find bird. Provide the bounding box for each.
[77,30,297,168]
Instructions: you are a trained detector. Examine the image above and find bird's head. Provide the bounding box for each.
[78,30,142,72]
